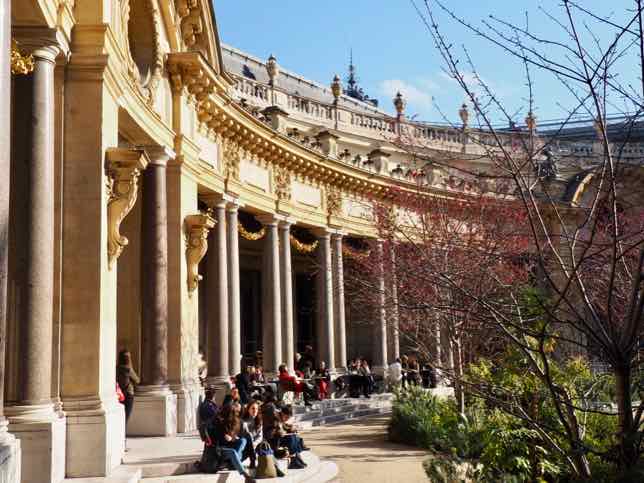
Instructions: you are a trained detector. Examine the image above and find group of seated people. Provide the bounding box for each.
[198,387,310,481]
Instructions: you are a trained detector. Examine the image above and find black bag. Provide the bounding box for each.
[197,443,223,474]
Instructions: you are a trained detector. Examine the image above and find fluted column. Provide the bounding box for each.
[279,220,295,370]
[332,233,347,370]
[315,229,335,369]
[373,240,388,374]
[206,201,229,384]
[227,203,242,375]
[259,216,282,373]
[140,155,169,388]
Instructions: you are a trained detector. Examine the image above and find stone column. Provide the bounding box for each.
[127,148,177,437]
[6,34,65,483]
[388,243,400,360]
[0,3,21,481]
[332,233,347,370]
[205,200,229,391]
[227,203,242,375]
[373,241,388,374]
[315,229,335,369]
[259,216,282,374]
[279,220,295,370]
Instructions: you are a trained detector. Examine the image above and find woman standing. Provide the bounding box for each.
[117,350,140,440]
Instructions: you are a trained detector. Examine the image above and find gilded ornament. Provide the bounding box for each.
[11,40,34,75]
[290,234,319,254]
[184,213,215,294]
[238,222,266,241]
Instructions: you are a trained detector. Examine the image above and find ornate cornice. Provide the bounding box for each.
[105,148,150,269]
[184,213,215,295]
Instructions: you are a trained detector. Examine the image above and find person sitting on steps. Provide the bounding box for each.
[278,364,316,407]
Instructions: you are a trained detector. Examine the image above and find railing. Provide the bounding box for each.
[287,94,333,121]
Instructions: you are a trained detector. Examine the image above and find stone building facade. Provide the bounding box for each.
[2,1,639,482]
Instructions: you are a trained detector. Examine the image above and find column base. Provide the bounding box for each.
[372,366,387,377]
[171,382,202,433]
[127,387,177,437]
[0,425,21,483]
[63,396,125,478]
[6,406,65,483]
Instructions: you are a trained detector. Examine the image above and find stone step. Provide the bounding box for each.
[140,452,338,483]
[63,467,143,483]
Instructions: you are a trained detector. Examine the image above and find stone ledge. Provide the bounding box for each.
[63,466,142,483]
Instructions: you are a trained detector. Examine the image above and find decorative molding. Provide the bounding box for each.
[273,165,292,202]
[120,0,164,106]
[184,213,215,295]
[105,148,149,269]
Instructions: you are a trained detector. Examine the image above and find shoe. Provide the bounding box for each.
[295,455,308,467]
[288,458,306,470]
[301,446,311,451]
[242,471,255,483]
[276,466,285,477]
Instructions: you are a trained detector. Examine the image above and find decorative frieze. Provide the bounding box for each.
[184,213,215,295]
[105,148,149,269]
[326,186,343,217]
[273,165,292,202]
[222,139,241,181]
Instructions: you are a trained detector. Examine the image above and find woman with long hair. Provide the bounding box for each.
[241,400,263,469]
[214,404,252,480]
[116,350,139,428]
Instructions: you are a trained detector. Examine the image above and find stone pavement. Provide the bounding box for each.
[301,415,429,483]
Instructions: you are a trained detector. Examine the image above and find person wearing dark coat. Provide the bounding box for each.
[234,366,252,404]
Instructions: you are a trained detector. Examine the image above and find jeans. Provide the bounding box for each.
[280,434,304,456]
[221,437,247,474]
[242,432,256,465]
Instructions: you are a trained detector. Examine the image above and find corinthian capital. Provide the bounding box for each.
[184,213,216,295]
[105,148,149,269]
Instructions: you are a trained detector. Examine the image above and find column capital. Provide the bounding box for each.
[256,213,291,226]
[12,26,69,61]
[202,192,238,210]
[311,227,333,239]
[278,218,296,230]
[225,198,242,213]
[142,145,175,166]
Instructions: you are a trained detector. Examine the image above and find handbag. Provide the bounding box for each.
[116,383,125,403]
[255,441,278,479]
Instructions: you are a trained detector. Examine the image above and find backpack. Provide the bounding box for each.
[255,441,278,479]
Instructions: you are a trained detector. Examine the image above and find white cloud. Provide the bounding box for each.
[378,78,436,113]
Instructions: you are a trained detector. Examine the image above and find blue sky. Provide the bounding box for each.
[215,1,639,125]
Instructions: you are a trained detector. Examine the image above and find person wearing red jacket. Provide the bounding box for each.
[278,364,315,406]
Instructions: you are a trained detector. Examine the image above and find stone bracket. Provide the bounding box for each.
[105,148,149,270]
[184,213,215,295]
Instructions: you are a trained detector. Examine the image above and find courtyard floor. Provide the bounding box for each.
[301,415,429,483]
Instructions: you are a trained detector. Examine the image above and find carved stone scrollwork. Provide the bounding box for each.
[273,166,292,202]
[105,148,149,270]
[184,213,215,295]
[326,186,343,217]
[223,139,241,181]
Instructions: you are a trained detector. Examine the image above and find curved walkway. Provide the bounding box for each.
[301,415,429,483]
